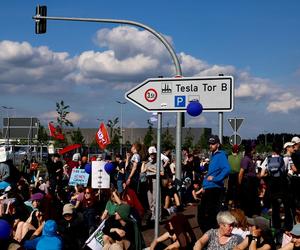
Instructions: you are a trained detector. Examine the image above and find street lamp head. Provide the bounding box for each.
[2,106,14,110]
[116,101,127,105]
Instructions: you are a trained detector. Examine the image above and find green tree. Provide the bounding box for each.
[56,100,74,128]
[143,119,154,147]
[183,127,194,150]
[53,100,73,147]
[107,117,119,139]
[70,128,85,145]
[161,123,174,150]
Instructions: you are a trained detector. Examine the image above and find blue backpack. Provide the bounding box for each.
[267,155,285,178]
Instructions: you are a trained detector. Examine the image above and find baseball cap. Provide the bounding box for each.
[148,146,157,154]
[290,224,300,236]
[72,153,81,162]
[247,216,270,231]
[208,135,220,144]
[63,203,75,215]
[284,142,295,149]
[292,136,300,144]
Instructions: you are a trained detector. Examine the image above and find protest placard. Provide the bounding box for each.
[91,161,110,189]
[69,168,89,187]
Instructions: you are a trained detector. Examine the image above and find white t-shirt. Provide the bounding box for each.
[131,153,140,163]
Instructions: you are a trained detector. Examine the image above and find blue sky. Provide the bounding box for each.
[0,0,300,139]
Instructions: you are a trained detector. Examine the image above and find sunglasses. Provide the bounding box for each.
[85,191,91,194]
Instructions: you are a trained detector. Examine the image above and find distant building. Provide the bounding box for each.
[2,117,39,141]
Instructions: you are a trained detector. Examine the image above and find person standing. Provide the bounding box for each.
[46,153,63,195]
[197,135,230,233]
[21,154,30,176]
[125,143,141,191]
[227,144,242,207]
[291,137,300,208]
[238,144,261,217]
[260,142,293,243]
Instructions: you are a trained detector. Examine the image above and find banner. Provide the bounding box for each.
[48,122,65,140]
[91,161,110,189]
[85,219,106,250]
[95,122,110,149]
[68,168,89,187]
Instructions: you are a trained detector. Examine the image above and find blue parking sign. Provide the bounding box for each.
[175,96,186,107]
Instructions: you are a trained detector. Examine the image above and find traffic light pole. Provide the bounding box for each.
[33,12,183,238]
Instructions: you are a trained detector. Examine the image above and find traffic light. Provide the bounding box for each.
[35,5,47,34]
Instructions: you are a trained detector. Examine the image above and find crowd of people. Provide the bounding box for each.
[0,134,300,250]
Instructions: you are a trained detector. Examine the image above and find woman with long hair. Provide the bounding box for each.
[81,187,98,235]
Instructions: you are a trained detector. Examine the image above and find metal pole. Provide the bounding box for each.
[116,101,126,156]
[218,112,223,144]
[155,112,162,238]
[176,114,182,180]
[120,104,123,156]
[234,117,237,145]
[33,13,183,180]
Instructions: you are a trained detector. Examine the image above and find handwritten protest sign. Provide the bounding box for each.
[69,168,89,187]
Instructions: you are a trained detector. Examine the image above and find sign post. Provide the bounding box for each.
[228,117,244,145]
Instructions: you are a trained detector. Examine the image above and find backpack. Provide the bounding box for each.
[267,155,285,178]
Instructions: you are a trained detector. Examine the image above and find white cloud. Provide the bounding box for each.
[39,111,58,122]
[179,52,208,76]
[267,92,300,113]
[75,50,159,81]
[39,111,83,124]
[197,64,236,77]
[0,40,75,93]
[95,26,172,61]
[235,83,271,100]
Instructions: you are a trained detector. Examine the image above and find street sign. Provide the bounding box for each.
[228,117,244,132]
[125,76,234,112]
[229,133,242,146]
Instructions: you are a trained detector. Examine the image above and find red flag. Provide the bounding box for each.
[58,144,81,155]
[95,122,111,149]
[48,122,65,140]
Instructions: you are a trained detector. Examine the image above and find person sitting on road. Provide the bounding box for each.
[280,224,300,250]
[150,213,196,250]
[193,210,242,250]
[101,188,122,221]
[233,216,275,250]
[230,208,250,239]
[102,203,145,250]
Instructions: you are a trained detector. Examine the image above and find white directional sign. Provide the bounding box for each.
[125,76,234,112]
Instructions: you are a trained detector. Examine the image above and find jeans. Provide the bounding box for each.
[117,180,123,194]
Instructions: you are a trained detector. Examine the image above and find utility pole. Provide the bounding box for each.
[116,101,127,156]
[33,7,183,239]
